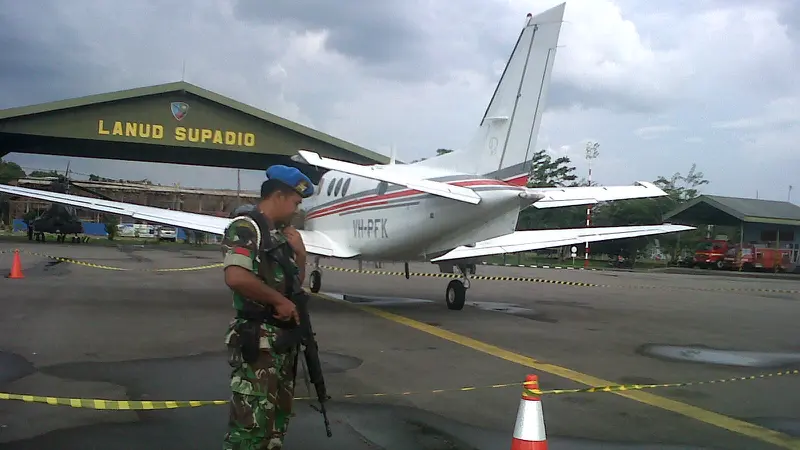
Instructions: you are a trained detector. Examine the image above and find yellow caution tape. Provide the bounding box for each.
[6,249,799,293]
[319,265,601,287]
[2,369,796,410]
[19,250,223,272]
[320,265,800,294]
[0,393,226,409]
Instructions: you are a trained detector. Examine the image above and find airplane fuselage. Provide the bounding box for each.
[301,164,528,262]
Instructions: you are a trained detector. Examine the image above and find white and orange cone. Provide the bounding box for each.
[511,374,547,449]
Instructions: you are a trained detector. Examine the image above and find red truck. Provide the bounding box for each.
[722,245,793,272]
[692,239,730,269]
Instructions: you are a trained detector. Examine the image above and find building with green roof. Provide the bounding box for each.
[663,194,800,263]
[0,81,388,182]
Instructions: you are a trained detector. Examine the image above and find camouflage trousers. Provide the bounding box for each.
[223,319,299,450]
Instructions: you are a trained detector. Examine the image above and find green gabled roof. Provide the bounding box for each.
[0,81,389,164]
[664,194,800,226]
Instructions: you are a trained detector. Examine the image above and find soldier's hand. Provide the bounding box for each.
[283,226,306,256]
[273,298,300,324]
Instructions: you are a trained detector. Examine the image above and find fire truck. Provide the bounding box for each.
[692,238,794,272]
[722,245,793,272]
[692,239,730,269]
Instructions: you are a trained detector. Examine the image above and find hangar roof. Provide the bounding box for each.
[663,194,800,227]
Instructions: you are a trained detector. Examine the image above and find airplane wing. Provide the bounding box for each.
[0,183,359,258]
[295,150,482,205]
[526,181,669,208]
[429,224,694,262]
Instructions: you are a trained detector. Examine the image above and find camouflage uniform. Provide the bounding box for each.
[221,215,300,450]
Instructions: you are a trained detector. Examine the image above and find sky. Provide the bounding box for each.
[1,0,799,202]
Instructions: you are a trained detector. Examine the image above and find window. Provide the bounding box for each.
[342,178,351,196]
[316,179,324,196]
[327,178,336,196]
[377,181,388,195]
[334,178,343,196]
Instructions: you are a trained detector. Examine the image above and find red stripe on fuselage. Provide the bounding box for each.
[305,178,515,221]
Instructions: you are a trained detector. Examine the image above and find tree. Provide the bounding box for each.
[517,149,583,231]
[28,170,60,178]
[589,163,710,260]
[0,160,26,228]
[409,148,454,163]
[0,160,25,184]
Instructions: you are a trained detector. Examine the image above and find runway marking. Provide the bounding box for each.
[318,294,800,450]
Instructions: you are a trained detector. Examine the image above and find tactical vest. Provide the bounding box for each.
[233,208,301,319]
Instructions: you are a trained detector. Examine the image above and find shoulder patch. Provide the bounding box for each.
[222,217,261,259]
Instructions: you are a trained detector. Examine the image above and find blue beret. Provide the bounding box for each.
[265,165,314,198]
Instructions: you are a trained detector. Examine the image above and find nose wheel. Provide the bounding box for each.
[445,264,470,310]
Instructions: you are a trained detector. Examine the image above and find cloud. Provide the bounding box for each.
[634,125,677,140]
[0,0,798,204]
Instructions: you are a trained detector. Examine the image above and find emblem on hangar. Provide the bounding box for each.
[170,102,189,121]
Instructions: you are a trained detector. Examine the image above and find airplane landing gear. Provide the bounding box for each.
[445,264,471,310]
[309,256,322,293]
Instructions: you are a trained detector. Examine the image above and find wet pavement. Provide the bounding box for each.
[1,242,799,449]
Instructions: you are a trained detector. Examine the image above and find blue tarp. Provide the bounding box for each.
[11,219,187,239]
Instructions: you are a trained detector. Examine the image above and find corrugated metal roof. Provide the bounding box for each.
[705,195,800,221]
[664,194,800,226]
[0,81,388,164]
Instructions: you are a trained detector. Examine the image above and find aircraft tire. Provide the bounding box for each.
[309,270,322,293]
[445,280,466,310]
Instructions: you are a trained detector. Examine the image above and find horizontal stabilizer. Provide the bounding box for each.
[296,150,482,205]
[430,224,694,262]
[0,183,359,258]
[528,181,668,209]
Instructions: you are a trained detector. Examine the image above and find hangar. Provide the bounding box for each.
[0,81,388,183]
[663,194,800,264]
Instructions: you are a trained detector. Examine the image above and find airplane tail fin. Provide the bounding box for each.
[415,3,565,185]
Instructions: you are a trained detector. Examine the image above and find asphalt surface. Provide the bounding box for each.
[1,242,799,449]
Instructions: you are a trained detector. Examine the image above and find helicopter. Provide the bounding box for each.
[20,170,116,243]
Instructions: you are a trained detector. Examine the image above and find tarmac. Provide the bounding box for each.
[1,241,799,449]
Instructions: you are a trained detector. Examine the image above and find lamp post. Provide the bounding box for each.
[584,141,600,268]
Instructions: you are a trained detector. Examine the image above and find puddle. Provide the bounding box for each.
[324,292,434,306]
[2,351,733,450]
[638,344,800,368]
[0,398,721,450]
[469,301,533,314]
[469,302,558,323]
[2,259,71,277]
[0,352,36,385]
[536,300,594,309]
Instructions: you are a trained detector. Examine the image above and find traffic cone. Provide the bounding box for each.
[511,374,547,450]
[7,249,24,279]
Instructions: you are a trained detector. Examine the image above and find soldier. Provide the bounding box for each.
[221,164,314,449]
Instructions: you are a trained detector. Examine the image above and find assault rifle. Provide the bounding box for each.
[274,290,332,437]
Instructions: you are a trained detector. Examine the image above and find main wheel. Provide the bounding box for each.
[445,280,466,310]
[309,270,322,293]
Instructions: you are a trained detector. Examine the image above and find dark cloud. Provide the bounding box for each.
[233,0,437,80]
[0,2,110,108]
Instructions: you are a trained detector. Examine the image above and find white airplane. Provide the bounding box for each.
[0,3,693,310]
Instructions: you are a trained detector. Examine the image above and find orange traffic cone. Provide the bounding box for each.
[511,374,547,449]
[7,249,24,279]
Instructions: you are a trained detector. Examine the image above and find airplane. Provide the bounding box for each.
[0,3,694,310]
